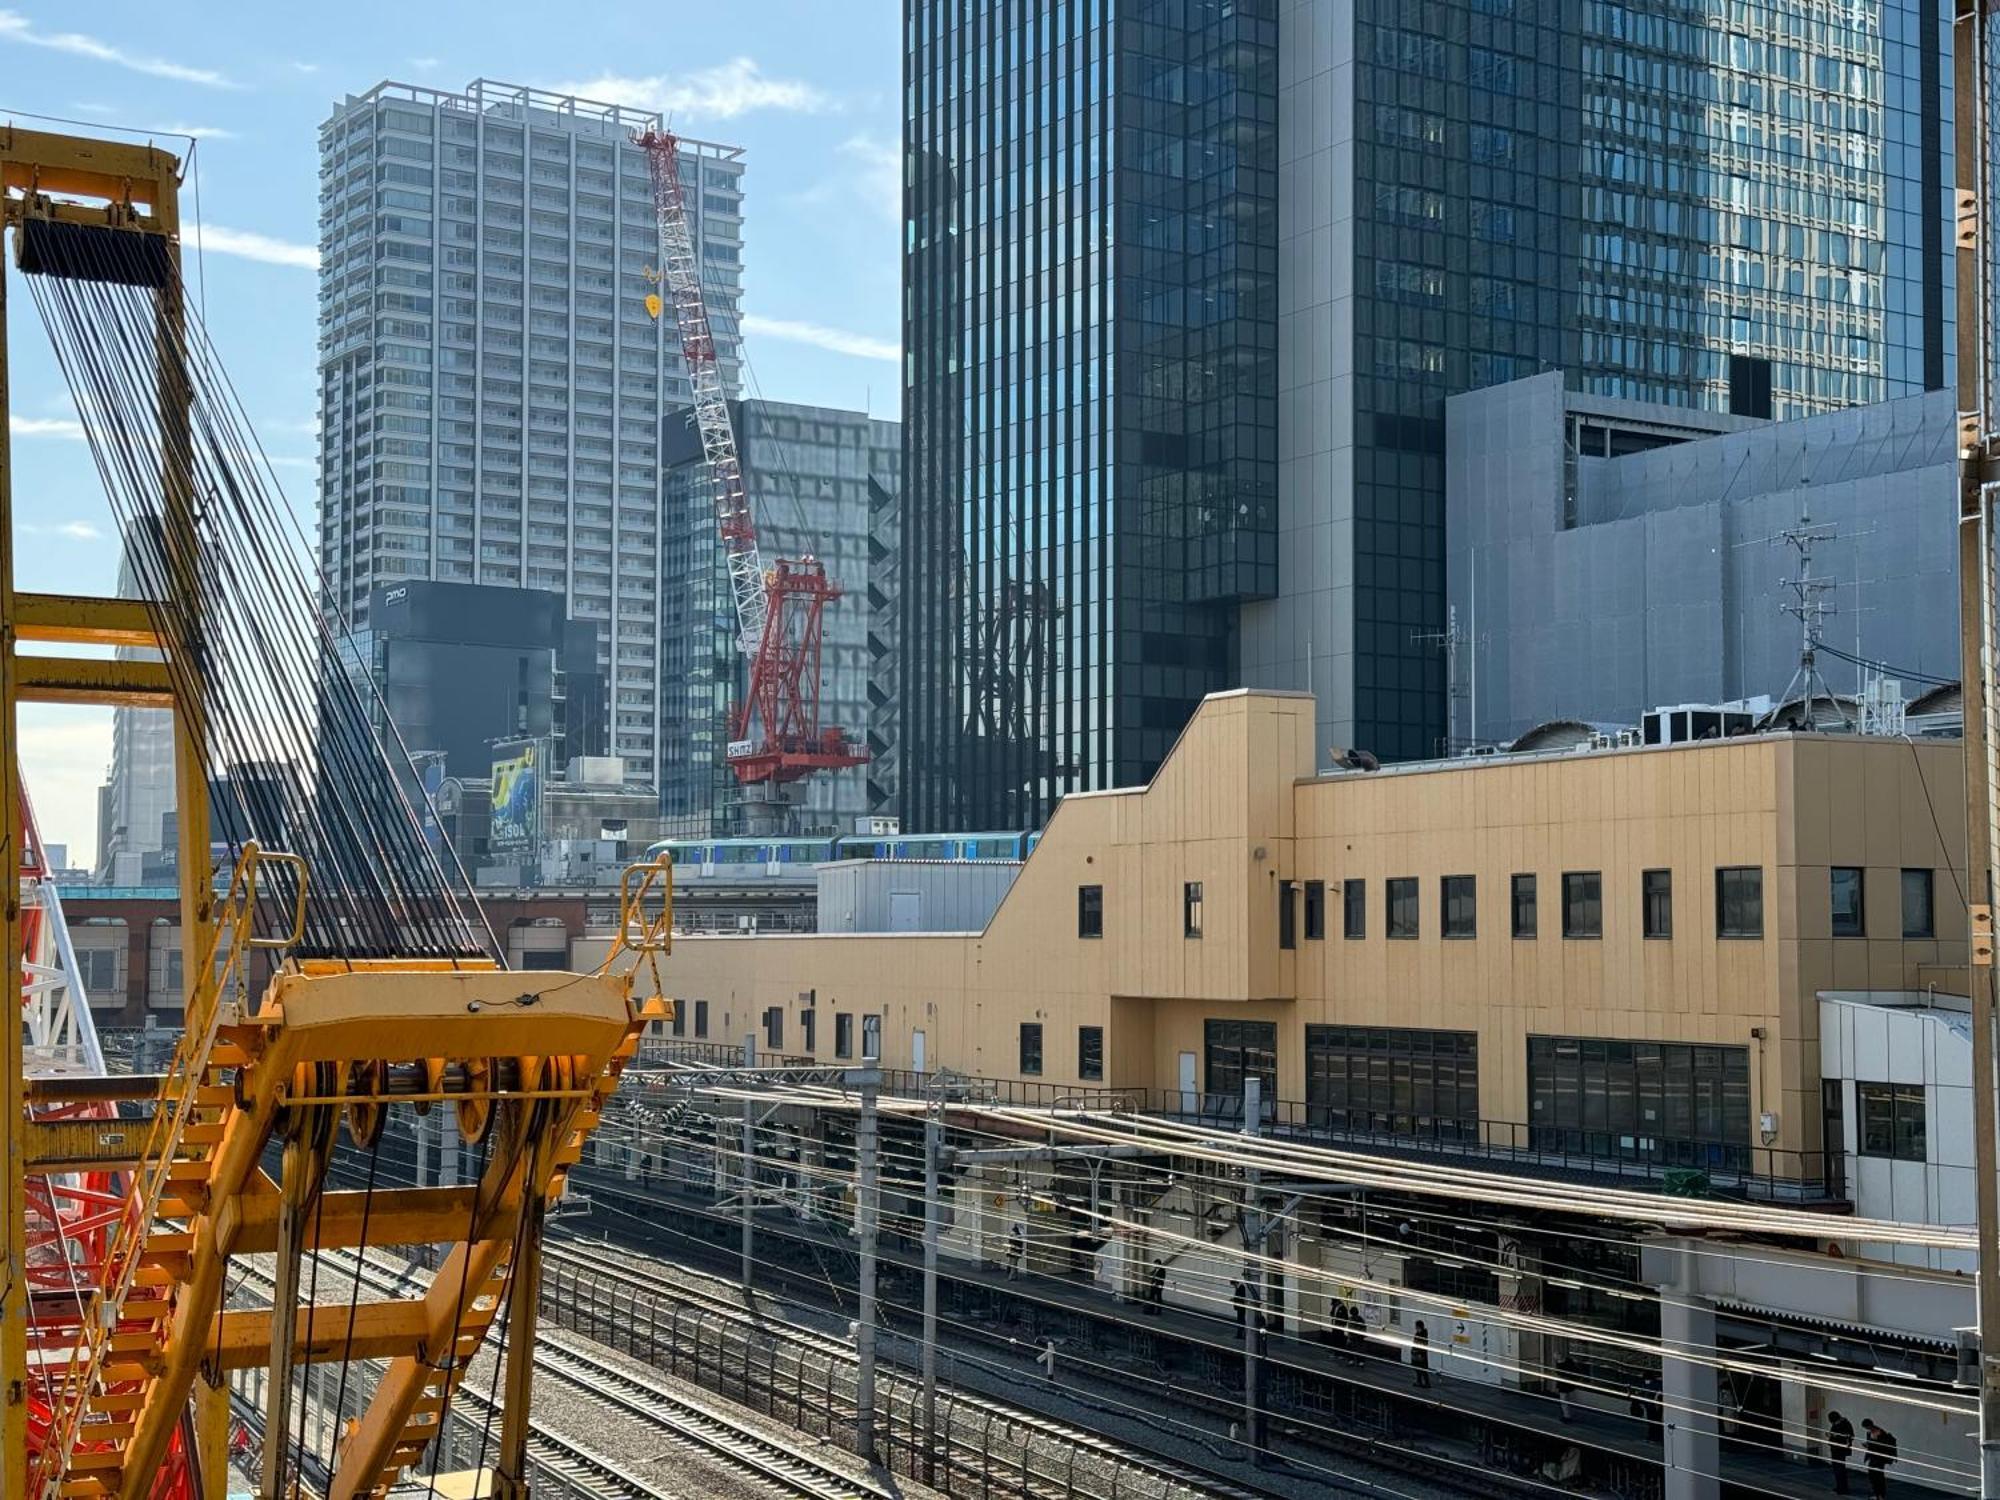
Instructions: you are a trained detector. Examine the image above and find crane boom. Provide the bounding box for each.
[637,128,766,656]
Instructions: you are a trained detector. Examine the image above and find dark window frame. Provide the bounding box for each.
[694,999,709,1038]
[1343,879,1366,940]
[1561,871,1602,939]
[801,1008,817,1054]
[1183,880,1204,939]
[1901,867,1935,938]
[1511,874,1537,939]
[1204,1018,1278,1112]
[1078,1025,1104,1081]
[764,1006,784,1050]
[1019,1022,1044,1076]
[1642,869,1673,940]
[1715,866,1763,939]
[1306,1024,1480,1141]
[1279,879,1297,950]
[1386,877,1419,939]
[1304,880,1326,941]
[1830,866,1865,938]
[1442,875,1476,939]
[834,1012,854,1059]
[1857,1082,1925,1161]
[1078,884,1104,939]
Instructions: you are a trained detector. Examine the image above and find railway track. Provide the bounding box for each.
[226,1249,897,1500]
[545,1235,1329,1500]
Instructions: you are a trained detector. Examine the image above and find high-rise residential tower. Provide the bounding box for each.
[316,79,745,783]
[902,0,1951,825]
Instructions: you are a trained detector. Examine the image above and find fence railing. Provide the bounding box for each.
[1148,1090,1846,1202]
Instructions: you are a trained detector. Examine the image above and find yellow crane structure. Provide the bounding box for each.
[0,125,669,1499]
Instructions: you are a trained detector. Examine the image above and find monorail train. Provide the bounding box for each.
[642,829,1041,877]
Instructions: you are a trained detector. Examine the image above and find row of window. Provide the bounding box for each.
[1019,1022,1105,1080]
[1071,865,1946,945]
[671,996,884,1060]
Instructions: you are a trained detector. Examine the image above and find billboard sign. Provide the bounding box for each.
[489,739,545,855]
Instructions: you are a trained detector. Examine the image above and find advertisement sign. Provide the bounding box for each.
[489,739,545,855]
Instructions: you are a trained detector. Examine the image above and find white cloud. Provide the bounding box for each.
[0,11,236,88]
[11,415,84,440]
[839,134,900,224]
[743,314,898,363]
[147,122,236,140]
[291,61,319,75]
[555,58,832,122]
[17,703,113,865]
[190,224,317,270]
[408,56,440,71]
[23,519,103,541]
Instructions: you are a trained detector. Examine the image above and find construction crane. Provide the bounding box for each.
[2,125,667,1500]
[636,129,866,834]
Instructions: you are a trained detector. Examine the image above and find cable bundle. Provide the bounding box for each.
[22,218,494,961]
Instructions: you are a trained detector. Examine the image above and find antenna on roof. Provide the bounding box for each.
[1774,511,1852,731]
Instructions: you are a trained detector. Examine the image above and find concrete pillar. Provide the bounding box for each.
[1658,1245,1720,1500]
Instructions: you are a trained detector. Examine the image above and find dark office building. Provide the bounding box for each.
[347,580,606,780]
[905,0,1952,799]
[902,0,1279,830]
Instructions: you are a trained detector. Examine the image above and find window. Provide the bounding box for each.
[1304,880,1326,940]
[1902,868,1935,938]
[1643,870,1673,939]
[1183,881,1203,938]
[835,1012,854,1059]
[1387,877,1419,939]
[1528,1037,1751,1167]
[671,999,687,1037]
[78,945,119,993]
[1830,867,1865,937]
[764,1006,784,1050]
[1442,876,1476,939]
[801,1009,817,1053]
[1078,884,1104,938]
[1079,1025,1104,1081]
[1511,874,1537,939]
[1562,872,1602,938]
[1204,1019,1277,1112]
[1279,879,1297,950]
[1020,1022,1044,1076]
[1716,867,1763,939]
[1306,1026,1479,1141]
[694,999,709,1038]
[1344,880,1366,939]
[862,1014,881,1059]
[1858,1083,1926,1161]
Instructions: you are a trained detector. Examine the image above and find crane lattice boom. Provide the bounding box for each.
[637,129,767,657]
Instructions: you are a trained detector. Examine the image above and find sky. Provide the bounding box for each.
[3,1,904,864]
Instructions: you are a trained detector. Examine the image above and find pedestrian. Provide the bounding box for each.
[1145,1257,1167,1314]
[1629,1375,1662,1444]
[1230,1279,1251,1333]
[1554,1354,1579,1423]
[1006,1220,1026,1280]
[1861,1418,1896,1499]
[1826,1410,1853,1494]
[1411,1319,1432,1390]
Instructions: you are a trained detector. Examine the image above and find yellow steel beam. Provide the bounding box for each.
[209,1299,433,1370]
[229,1185,519,1257]
[23,1117,150,1173]
[0,124,180,208]
[16,655,173,707]
[0,132,27,1483]
[13,592,159,649]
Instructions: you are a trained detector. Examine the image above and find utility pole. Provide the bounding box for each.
[1241,1075,1264,1464]
[742,1033,757,1292]
[853,1055,881,1464]
[1954,4,2000,1493]
[921,1092,943,1484]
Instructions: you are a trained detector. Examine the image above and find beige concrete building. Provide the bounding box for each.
[587,690,1967,1182]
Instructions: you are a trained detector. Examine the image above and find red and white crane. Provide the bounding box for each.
[637,129,866,806]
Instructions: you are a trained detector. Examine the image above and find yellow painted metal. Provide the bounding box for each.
[14,655,174,707]
[12,593,160,649]
[0,139,27,1488]
[192,1380,229,1500]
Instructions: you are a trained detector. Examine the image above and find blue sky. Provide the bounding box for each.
[4,1,903,861]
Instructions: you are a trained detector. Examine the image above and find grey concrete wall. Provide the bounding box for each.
[1447,375,1957,744]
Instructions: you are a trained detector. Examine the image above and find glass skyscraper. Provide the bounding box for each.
[903,0,1950,822]
[317,80,745,786]
[902,0,1279,830]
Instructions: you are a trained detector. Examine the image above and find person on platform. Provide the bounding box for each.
[1826,1410,1854,1494]
[1411,1319,1432,1389]
[1861,1418,1897,1499]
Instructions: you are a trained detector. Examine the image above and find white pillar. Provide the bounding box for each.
[1659,1245,1719,1500]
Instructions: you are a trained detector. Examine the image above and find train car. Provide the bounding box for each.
[643,836,837,877]
[829,829,1034,862]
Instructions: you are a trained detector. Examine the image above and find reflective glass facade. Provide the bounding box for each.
[903,0,1278,830]
[1246,0,1953,763]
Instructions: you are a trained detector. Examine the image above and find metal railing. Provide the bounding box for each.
[1149,1091,1847,1202]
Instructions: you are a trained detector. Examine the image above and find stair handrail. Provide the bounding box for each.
[30,843,308,1500]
